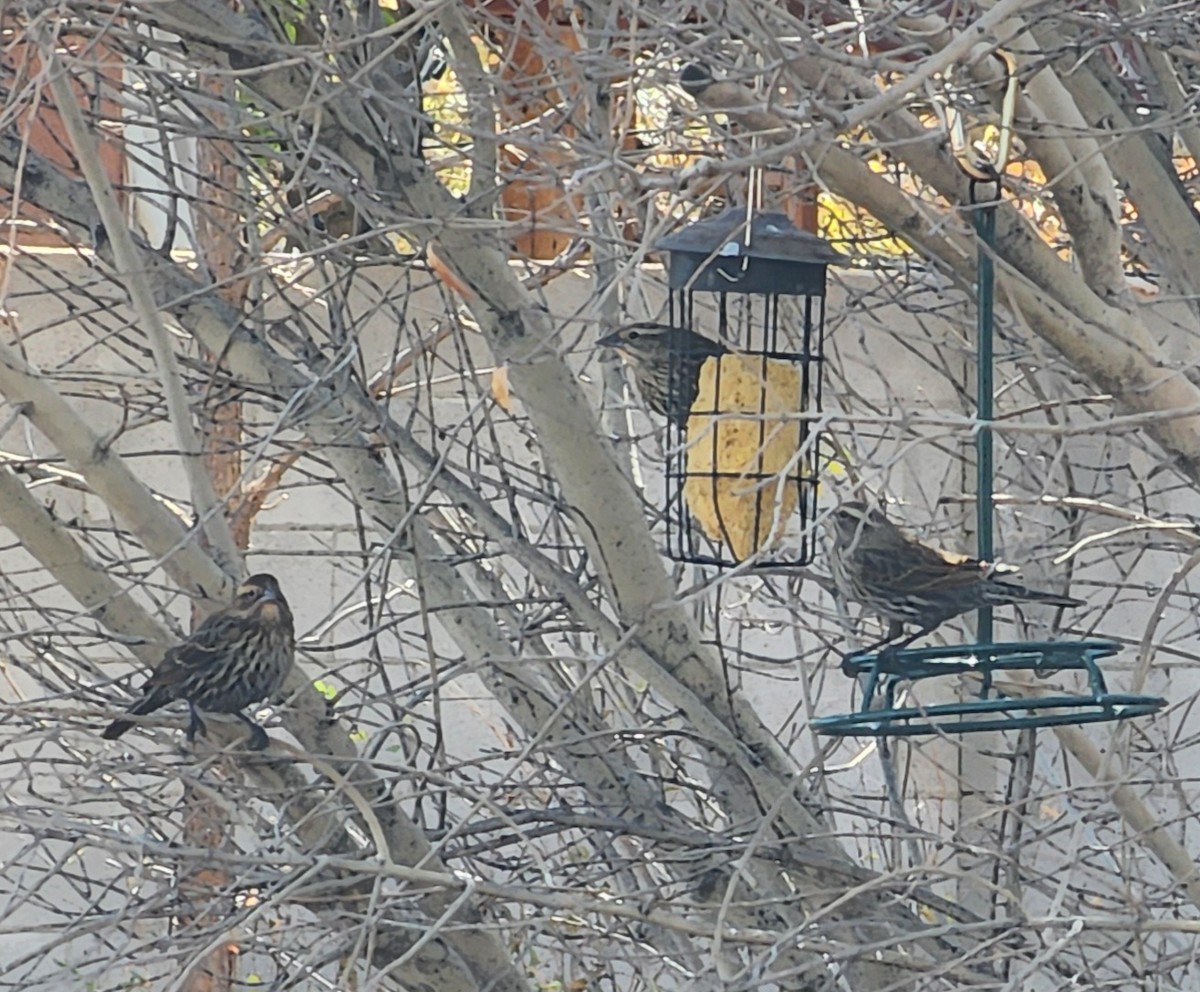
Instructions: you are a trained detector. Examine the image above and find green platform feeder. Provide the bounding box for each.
[813,640,1164,737]
[816,56,1165,736]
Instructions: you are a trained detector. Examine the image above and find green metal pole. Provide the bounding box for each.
[976,202,996,645]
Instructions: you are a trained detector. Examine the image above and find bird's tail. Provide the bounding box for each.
[102,689,169,740]
[991,581,1083,609]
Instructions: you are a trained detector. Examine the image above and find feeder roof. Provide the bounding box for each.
[656,208,844,265]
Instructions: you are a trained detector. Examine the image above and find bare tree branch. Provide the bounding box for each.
[38,33,241,576]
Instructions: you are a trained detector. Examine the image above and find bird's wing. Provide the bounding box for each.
[146,613,238,689]
[858,544,987,595]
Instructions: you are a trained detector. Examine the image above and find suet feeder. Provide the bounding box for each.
[657,207,843,567]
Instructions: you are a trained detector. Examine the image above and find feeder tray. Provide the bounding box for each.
[812,639,1165,737]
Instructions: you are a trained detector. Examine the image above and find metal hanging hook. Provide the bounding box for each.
[943,48,1018,183]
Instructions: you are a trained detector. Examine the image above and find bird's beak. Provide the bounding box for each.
[256,585,283,621]
[596,331,623,350]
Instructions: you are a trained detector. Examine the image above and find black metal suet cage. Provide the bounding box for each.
[657,207,843,567]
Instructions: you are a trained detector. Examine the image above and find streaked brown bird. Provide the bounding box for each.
[826,502,1082,651]
[597,322,728,426]
[102,574,295,751]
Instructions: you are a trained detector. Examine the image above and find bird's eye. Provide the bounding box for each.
[627,330,640,340]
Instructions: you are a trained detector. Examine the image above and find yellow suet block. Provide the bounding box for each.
[684,354,803,560]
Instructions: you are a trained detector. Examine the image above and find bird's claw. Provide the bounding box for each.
[186,705,208,744]
[244,725,270,751]
[235,712,270,751]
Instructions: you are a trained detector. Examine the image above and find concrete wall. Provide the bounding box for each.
[1,249,1197,986]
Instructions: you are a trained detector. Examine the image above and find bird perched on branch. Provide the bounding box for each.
[102,574,295,751]
[678,62,794,143]
[826,502,1082,652]
[597,322,729,426]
